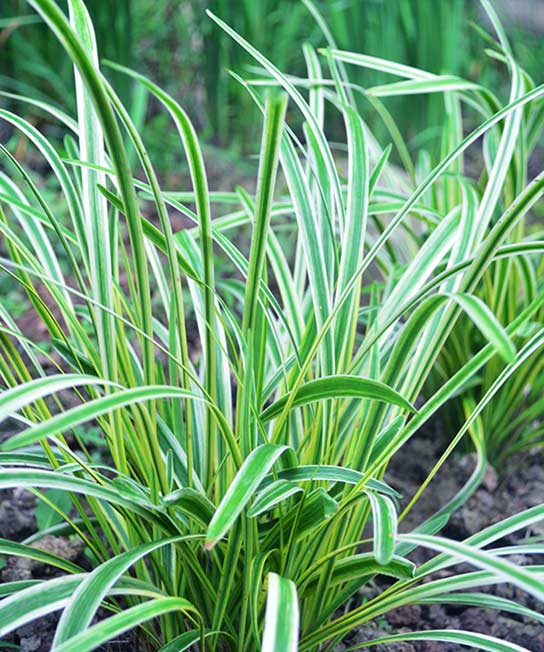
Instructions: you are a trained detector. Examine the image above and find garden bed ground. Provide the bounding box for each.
[1,416,542,652]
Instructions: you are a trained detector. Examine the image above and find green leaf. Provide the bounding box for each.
[0,469,164,524]
[158,630,217,652]
[350,630,533,652]
[326,49,433,80]
[262,488,337,550]
[162,488,215,527]
[302,553,415,593]
[261,376,415,422]
[450,293,516,363]
[248,479,303,518]
[242,92,288,338]
[419,593,544,624]
[52,598,199,652]
[0,385,238,467]
[401,533,544,602]
[368,76,479,97]
[366,492,397,565]
[35,490,73,530]
[416,504,544,579]
[262,573,299,652]
[104,60,218,485]
[67,0,116,391]
[335,103,369,368]
[0,374,112,423]
[261,465,400,498]
[54,536,192,645]
[205,445,288,548]
[0,538,82,575]
[29,0,156,388]
[0,580,41,598]
[0,574,83,637]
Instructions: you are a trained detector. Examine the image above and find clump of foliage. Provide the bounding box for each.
[0,1,543,651]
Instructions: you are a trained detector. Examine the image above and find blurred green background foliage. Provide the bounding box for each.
[1,1,543,169]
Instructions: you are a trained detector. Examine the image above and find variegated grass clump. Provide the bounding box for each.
[0,1,543,651]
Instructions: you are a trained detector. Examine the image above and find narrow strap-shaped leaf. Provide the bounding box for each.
[416,504,544,579]
[400,533,544,602]
[1,385,241,468]
[158,630,217,652]
[249,551,275,645]
[52,598,199,652]
[0,469,164,523]
[384,566,544,609]
[368,75,479,97]
[273,92,544,444]
[162,488,214,526]
[205,445,288,548]
[0,374,113,422]
[0,580,42,598]
[68,0,115,388]
[418,593,544,624]
[29,0,156,384]
[54,536,193,645]
[242,92,287,338]
[105,61,218,483]
[449,293,516,362]
[366,492,397,565]
[0,569,147,625]
[380,206,460,326]
[368,144,392,197]
[262,573,299,652]
[0,171,71,314]
[206,10,344,227]
[97,183,198,280]
[302,553,415,593]
[261,375,415,422]
[347,629,532,652]
[241,92,287,410]
[0,574,84,637]
[0,451,53,467]
[247,479,303,518]
[0,108,85,277]
[334,104,368,369]
[260,465,400,498]
[327,49,434,80]
[261,489,337,551]
[0,90,78,131]
[0,538,82,574]
[303,42,324,127]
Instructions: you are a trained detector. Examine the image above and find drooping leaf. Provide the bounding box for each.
[248,479,303,518]
[366,492,398,565]
[261,573,299,652]
[261,376,415,422]
[205,445,288,548]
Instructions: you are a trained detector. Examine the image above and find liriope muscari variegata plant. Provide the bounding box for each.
[0,0,543,651]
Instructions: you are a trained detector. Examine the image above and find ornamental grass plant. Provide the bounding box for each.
[0,1,543,651]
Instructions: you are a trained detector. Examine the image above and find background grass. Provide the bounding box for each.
[2,0,544,161]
